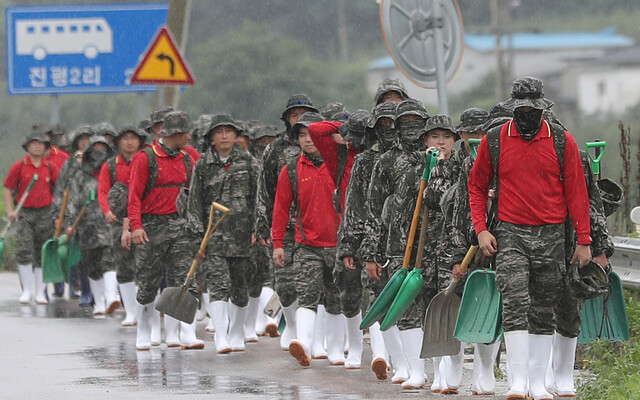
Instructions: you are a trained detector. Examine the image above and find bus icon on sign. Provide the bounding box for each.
[15,18,113,60]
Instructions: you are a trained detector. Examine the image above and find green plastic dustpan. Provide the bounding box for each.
[42,240,65,283]
[578,271,629,344]
[380,268,424,331]
[360,268,407,329]
[68,237,82,268]
[454,269,503,343]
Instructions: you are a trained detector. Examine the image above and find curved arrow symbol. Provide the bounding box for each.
[156,53,175,76]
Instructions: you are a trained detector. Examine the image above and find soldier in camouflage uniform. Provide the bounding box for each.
[254,94,318,351]
[190,114,212,155]
[129,111,202,351]
[373,78,409,106]
[319,102,347,120]
[360,98,431,389]
[469,77,591,400]
[249,124,278,162]
[65,136,116,317]
[93,122,116,145]
[186,114,260,354]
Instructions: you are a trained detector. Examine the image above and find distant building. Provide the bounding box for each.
[367,27,634,114]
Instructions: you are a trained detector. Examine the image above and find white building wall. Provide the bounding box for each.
[576,68,640,115]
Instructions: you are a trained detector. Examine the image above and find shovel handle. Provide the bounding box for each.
[585,140,606,178]
[413,203,430,270]
[14,174,39,216]
[54,188,70,238]
[63,190,96,244]
[456,245,479,280]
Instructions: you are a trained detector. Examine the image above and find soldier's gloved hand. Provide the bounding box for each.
[195,250,205,261]
[259,237,272,247]
[132,228,149,245]
[251,232,256,245]
[365,261,382,281]
[478,230,497,257]
[121,229,132,250]
[593,253,608,271]
[8,211,18,222]
[105,211,117,224]
[273,248,285,267]
[65,226,76,237]
[571,244,592,268]
[342,256,356,270]
[452,263,466,281]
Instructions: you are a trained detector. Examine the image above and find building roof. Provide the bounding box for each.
[368,27,634,70]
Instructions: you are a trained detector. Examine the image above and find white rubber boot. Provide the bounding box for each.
[472,342,500,395]
[431,357,444,393]
[529,334,554,400]
[552,332,577,397]
[440,343,465,394]
[369,322,389,380]
[289,307,316,367]
[504,330,529,399]
[150,296,162,346]
[203,293,215,333]
[164,315,181,348]
[244,296,260,343]
[344,313,363,369]
[88,278,106,316]
[210,300,231,354]
[136,300,153,351]
[33,267,48,305]
[229,302,248,351]
[256,287,278,337]
[400,328,426,389]
[382,325,409,384]
[119,282,138,327]
[17,264,34,304]
[311,304,327,359]
[326,312,346,365]
[280,299,298,351]
[103,270,121,313]
[180,318,204,350]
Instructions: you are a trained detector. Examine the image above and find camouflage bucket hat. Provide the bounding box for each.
[567,260,609,300]
[425,114,459,141]
[481,102,513,132]
[71,125,95,152]
[22,124,51,151]
[457,108,489,132]
[280,94,318,122]
[339,109,371,146]
[116,124,147,143]
[251,124,280,140]
[367,101,398,129]
[374,78,409,105]
[291,111,324,140]
[320,102,347,120]
[597,178,623,217]
[502,76,554,111]
[107,181,129,220]
[138,119,153,134]
[150,106,175,124]
[395,98,429,121]
[93,121,116,138]
[160,111,192,137]
[206,114,242,137]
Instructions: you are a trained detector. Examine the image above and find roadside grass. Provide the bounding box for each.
[577,291,640,399]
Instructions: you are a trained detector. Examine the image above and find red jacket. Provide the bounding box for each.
[127,143,199,231]
[468,120,591,245]
[307,121,360,212]
[45,146,69,170]
[4,156,59,208]
[97,154,133,216]
[271,154,339,248]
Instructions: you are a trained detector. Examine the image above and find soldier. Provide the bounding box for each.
[319,102,347,120]
[271,111,343,368]
[93,122,117,145]
[190,114,212,155]
[373,78,409,106]
[97,125,146,326]
[254,93,319,351]
[469,77,591,400]
[186,114,260,354]
[234,123,253,153]
[360,98,431,389]
[128,111,202,351]
[43,123,70,170]
[4,126,60,304]
[249,124,278,161]
[65,136,117,317]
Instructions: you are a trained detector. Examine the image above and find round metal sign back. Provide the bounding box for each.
[380,0,464,89]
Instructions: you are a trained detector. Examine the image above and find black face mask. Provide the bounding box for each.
[87,150,108,170]
[376,125,397,151]
[513,108,543,141]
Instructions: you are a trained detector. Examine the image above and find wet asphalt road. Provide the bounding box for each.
[0,272,504,400]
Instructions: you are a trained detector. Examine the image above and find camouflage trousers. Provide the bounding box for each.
[495,221,564,335]
[293,244,341,315]
[246,243,274,298]
[334,258,364,318]
[274,228,297,308]
[111,222,136,283]
[202,255,251,307]
[554,270,585,338]
[15,206,54,266]
[75,246,114,281]
[134,214,197,305]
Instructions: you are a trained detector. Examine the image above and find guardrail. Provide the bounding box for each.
[611,236,640,290]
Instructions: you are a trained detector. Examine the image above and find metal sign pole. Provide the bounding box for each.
[50,94,60,125]
[432,0,448,115]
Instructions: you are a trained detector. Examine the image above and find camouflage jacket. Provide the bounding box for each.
[65,163,112,249]
[186,147,260,257]
[359,144,426,263]
[254,134,300,239]
[336,148,381,261]
[51,154,82,220]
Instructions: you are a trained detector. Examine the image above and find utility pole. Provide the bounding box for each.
[337,0,349,62]
[160,0,192,109]
[491,0,506,101]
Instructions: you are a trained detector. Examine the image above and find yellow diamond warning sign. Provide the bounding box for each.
[130,26,195,85]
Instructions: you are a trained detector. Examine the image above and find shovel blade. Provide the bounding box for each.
[0,238,4,264]
[578,271,629,344]
[155,287,199,324]
[454,269,502,343]
[380,269,424,331]
[41,239,65,283]
[360,268,407,330]
[421,287,461,358]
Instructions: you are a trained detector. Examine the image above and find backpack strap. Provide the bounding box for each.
[548,121,565,182]
[142,147,192,200]
[107,156,117,185]
[286,156,306,242]
[333,143,349,213]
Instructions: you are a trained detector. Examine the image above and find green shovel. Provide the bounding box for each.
[42,187,70,283]
[58,190,96,272]
[468,138,482,161]
[585,140,606,180]
[379,150,439,331]
[0,174,38,263]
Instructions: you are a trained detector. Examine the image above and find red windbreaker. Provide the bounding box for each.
[97,154,133,216]
[45,146,69,170]
[4,156,59,208]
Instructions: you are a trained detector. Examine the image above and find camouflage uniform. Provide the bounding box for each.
[186,143,260,307]
[373,78,409,105]
[294,244,341,314]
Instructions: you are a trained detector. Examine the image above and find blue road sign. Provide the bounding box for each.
[5,3,168,95]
